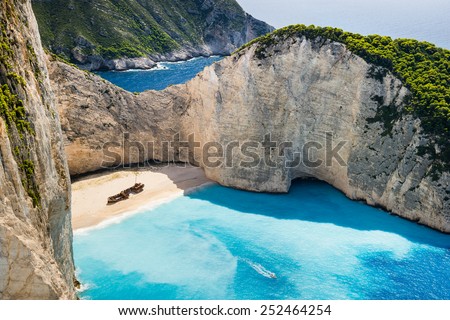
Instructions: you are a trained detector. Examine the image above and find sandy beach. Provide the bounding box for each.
[71,164,212,231]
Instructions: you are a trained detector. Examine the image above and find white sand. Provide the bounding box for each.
[71,164,212,230]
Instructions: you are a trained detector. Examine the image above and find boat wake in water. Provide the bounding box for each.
[241,258,277,279]
[74,182,450,299]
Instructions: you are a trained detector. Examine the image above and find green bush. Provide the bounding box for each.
[19,159,41,208]
[0,84,33,137]
[97,44,145,60]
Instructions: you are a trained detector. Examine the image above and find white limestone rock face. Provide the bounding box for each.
[50,37,449,233]
[0,0,75,299]
[48,60,181,176]
[178,38,449,233]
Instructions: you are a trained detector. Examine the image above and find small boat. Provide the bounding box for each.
[241,258,278,279]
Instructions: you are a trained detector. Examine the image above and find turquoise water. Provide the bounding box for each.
[95,56,222,92]
[83,37,450,300]
[74,181,450,300]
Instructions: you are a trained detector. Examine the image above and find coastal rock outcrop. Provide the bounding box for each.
[32,0,274,71]
[0,0,75,299]
[50,36,449,233]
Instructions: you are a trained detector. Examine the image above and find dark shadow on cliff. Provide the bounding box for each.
[157,162,213,193]
[185,178,450,249]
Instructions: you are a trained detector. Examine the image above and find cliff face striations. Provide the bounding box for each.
[180,39,449,232]
[51,29,450,232]
[50,34,450,233]
[32,0,274,70]
[0,0,75,299]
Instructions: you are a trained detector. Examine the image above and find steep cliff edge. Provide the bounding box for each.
[0,0,75,299]
[32,0,274,70]
[49,30,449,233]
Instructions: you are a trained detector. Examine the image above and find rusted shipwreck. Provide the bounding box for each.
[107,183,145,205]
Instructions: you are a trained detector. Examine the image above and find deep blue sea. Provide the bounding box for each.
[95,56,222,92]
[74,181,450,300]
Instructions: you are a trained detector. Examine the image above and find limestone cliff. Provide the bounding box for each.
[49,36,449,233]
[32,0,274,70]
[0,0,75,299]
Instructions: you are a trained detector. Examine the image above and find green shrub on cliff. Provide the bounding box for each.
[1,3,41,208]
[31,0,272,64]
[240,24,450,175]
[0,84,34,137]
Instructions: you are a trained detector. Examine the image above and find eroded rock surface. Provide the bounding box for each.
[50,36,450,233]
[0,0,75,299]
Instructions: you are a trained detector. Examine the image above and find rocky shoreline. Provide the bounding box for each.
[77,50,224,72]
[33,0,274,72]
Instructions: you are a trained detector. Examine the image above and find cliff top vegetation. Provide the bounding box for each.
[240,24,450,175]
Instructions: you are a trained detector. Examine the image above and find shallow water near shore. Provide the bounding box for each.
[74,180,450,300]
